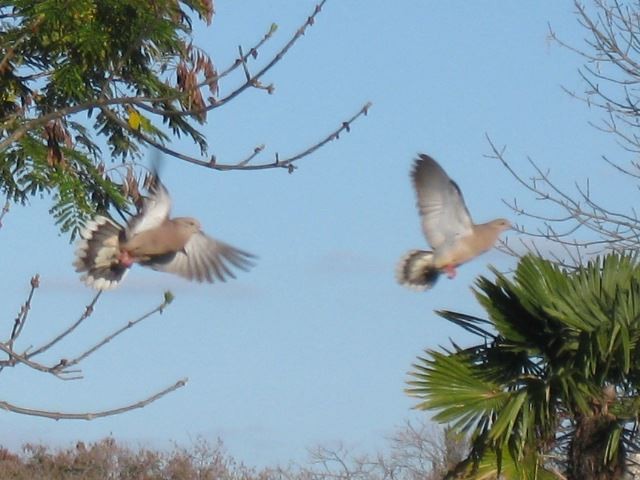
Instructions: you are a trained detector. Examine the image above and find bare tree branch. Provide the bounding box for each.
[212,102,373,172]
[0,378,187,420]
[496,0,640,266]
[487,123,640,266]
[0,276,181,417]
[101,101,372,172]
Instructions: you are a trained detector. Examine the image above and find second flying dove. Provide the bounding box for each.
[74,174,254,290]
[396,154,510,290]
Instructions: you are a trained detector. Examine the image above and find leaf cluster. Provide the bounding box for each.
[0,0,215,237]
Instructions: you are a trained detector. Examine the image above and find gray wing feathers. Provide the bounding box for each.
[141,232,254,283]
[126,176,172,237]
[412,154,473,250]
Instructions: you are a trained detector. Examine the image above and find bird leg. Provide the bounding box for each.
[442,264,457,279]
[117,250,135,268]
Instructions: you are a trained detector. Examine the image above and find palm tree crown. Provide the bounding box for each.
[407,253,640,480]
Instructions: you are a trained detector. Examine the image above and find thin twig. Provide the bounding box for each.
[485,132,640,265]
[7,275,39,349]
[61,293,172,370]
[0,342,81,380]
[213,1,327,110]
[25,291,102,360]
[215,101,373,172]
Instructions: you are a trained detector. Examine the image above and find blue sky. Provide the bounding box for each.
[0,1,630,468]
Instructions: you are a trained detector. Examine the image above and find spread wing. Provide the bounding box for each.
[140,232,255,282]
[126,174,172,237]
[412,154,473,250]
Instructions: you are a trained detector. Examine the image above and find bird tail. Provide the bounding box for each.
[396,250,440,291]
[73,216,129,290]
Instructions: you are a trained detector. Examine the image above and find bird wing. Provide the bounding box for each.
[412,154,473,250]
[140,231,255,282]
[126,174,172,237]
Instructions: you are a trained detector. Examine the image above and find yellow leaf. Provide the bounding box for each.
[127,109,141,130]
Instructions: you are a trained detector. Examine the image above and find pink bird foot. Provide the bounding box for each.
[443,264,457,279]
[117,250,135,268]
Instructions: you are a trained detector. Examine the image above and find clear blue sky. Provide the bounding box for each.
[0,1,629,468]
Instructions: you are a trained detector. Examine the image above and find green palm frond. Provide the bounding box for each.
[408,350,508,432]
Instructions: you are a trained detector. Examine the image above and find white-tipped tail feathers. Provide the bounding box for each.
[73,216,129,290]
[395,250,440,291]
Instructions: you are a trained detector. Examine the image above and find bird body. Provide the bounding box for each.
[396,154,510,290]
[121,218,198,259]
[74,175,254,290]
[433,220,509,268]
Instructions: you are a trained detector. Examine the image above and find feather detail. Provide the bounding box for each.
[74,216,129,290]
[140,232,255,283]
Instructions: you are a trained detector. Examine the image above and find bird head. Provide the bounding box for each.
[175,217,201,233]
[491,218,512,232]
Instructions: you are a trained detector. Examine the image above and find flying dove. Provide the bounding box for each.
[396,154,510,290]
[74,174,254,290]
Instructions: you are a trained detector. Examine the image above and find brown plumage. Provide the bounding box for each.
[74,175,254,290]
[396,154,511,290]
